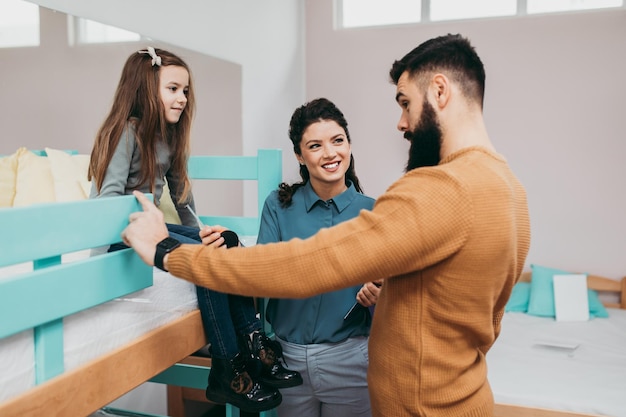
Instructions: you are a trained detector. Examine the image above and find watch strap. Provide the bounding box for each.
[154,237,181,272]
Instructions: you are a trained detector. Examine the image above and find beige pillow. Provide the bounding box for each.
[45,147,91,201]
[13,149,56,207]
[0,148,22,207]
[73,154,92,197]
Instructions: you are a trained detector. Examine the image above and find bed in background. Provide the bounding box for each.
[490,269,626,417]
[0,148,282,417]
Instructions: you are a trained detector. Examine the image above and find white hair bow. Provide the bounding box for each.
[138,46,162,67]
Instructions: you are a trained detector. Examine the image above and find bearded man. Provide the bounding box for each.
[123,34,531,417]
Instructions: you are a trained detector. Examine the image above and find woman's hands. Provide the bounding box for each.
[356,280,383,307]
[198,225,229,247]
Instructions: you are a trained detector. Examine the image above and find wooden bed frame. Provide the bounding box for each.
[0,194,204,417]
[493,272,626,417]
[0,311,205,416]
[0,149,282,417]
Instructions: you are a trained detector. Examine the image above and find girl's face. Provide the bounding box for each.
[297,119,351,198]
[159,65,189,124]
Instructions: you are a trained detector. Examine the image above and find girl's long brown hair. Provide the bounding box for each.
[88,48,195,204]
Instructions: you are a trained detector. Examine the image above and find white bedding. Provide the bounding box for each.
[488,309,626,416]
[0,252,197,403]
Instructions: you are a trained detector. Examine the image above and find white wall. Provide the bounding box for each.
[28,0,305,150]
[0,6,248,218]
[24,3,624,277]
[305,1,626,279]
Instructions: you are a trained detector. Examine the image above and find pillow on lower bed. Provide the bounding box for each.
[13,149,56,206]
[526,264,609,318]
[588,290,610,318]
[45,147,91,201]
[505,282,531,312]
[0,148,21,207]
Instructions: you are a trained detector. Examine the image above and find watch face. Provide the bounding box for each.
[159,237,180,250]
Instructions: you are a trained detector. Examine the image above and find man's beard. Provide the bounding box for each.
[404,100,442,172]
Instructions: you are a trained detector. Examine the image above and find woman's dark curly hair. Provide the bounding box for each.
[278,98,363,207]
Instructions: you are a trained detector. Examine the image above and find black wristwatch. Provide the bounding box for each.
[154,237,181,272]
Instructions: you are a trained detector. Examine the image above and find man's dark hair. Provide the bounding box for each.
[389,34,486,107]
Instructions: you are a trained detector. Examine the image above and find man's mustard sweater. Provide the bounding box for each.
[169,146,531,417]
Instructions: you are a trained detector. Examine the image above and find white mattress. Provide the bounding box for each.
[488,309,626,417]
[0,251,197,403]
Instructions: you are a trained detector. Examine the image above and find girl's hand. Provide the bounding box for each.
[199,225,229,247]
[356,280,383,307]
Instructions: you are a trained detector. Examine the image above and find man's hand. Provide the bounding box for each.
[356,280,383,307]
[121,190,169,266]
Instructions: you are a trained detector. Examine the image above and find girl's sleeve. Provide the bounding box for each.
[95,128,135,198]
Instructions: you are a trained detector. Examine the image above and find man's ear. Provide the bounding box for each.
[431,73,450,109]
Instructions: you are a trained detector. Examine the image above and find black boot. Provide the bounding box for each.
[245,332,303,389]
[205,353,282,413]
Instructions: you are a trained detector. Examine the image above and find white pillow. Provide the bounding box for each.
[45,147,91,202]
[13,149,56,207]
[0,148,22,207]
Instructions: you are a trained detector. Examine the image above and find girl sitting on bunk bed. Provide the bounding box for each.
[88,46,300,413]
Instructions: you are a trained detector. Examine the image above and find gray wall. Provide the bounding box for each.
[305,1,626,278]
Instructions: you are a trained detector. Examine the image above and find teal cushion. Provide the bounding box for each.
[527,264,609,318]
[527,264,568,317]
[588,289,609,318]
[505,282,531,312]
